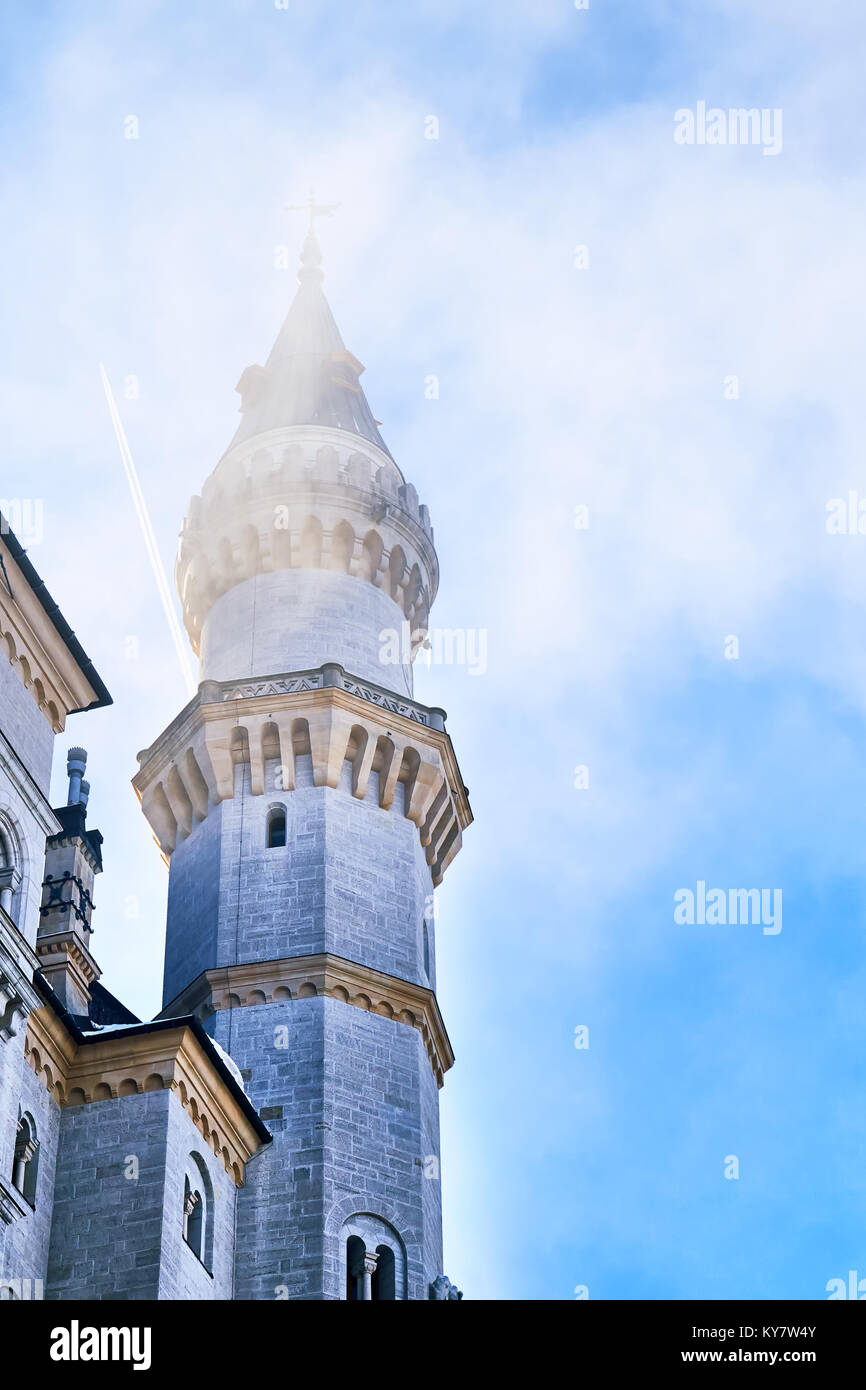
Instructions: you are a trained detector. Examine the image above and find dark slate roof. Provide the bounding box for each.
[225,232,393,459]
[33,973,271,1145]
[83,979,141,1027]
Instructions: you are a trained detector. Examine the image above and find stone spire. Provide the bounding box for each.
[228,226,391,458]
[173,231,438,686]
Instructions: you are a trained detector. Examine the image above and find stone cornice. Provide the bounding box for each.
[216,663,447,731]
[25,997,77,1093]
[160,953,455,1088]
[24,1010,267,1185]
[33,929,101,1005]
[133,662,470,884]
[0,535,107,731]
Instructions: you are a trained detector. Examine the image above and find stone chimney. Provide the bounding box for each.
[36,748,104,1017]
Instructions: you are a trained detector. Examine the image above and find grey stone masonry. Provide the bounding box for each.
[142,237,471,1299]
[211,994,442,1299]
[163,755,437,1007]
[201,569,416,698]
[45,1089,237,1300]
[46,1091,171,1300]
[0,1030,60,1293]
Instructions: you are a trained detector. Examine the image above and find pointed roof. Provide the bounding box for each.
[227,232,392,458]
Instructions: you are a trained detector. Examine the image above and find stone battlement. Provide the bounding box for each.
[176,424,438,655]
[133,661,470,885]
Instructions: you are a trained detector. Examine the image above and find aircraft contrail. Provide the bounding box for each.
[99,363,197,699]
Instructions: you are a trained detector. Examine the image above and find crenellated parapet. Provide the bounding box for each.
[132,661,471,886]
[175,424,438,657]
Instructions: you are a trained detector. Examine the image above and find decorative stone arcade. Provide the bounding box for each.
[135,225,470,1300]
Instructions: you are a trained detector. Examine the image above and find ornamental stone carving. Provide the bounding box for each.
[429,1274,463,1300]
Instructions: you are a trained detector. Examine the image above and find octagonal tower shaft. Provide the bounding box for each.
[135,234,470,1299]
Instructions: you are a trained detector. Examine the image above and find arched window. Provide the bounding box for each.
[0,817,21,922]
[422,921,430,980]
[341,1215,406,1299]
[13,1112,39,1205]
[182,1153,213,1271]
[183,1175,204,1259]
[267,807,286,849]
[346,1235,365,1300]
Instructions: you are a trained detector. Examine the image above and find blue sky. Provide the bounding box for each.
[3,0,866,1299]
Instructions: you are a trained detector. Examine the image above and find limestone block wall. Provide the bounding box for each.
[0,668,59,947]
[175,424,438,665]
[214,998,326,1300]
[45,1089,237,1300]
[199,568,413,698]
[46,1090,172,1299]
[0,668,62,1293]
[0,1032,60,1289]
[212,756,328,972]
[320,998,443,1300]
[157,1100,236,1300]
[162,804,224,1011]
[163,754,436,1009]
[317,761,435,985]
[0,658,55,797]
[0,1034,26,1202]
[212,995,442,1300]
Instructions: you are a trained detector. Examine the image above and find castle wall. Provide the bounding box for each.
[214,998,327,1300]
[213,995,442,1300]
[162,803,224,1009]
[213,757,328,974]
[320,998,442,1300]
[0,1036,60,1290]
[0,656,54,798]
[0,679,57,949]
[164,755,434,1006]
[46,1090,172,1299]
[0,1032,26,1204]
[199,568,412,697]
[160,711,447,1300]
[45,1089,239,1300]
[319,762,434,987]
[0,661,63,1296]
[156,1100,236,1300]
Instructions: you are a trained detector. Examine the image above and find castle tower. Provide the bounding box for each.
[134,223,471,1300]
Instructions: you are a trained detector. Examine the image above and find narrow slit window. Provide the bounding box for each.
[267,809,287,848]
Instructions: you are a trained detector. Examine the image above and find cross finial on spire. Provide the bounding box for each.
[284,188,340,236]
[283,189,340,284]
